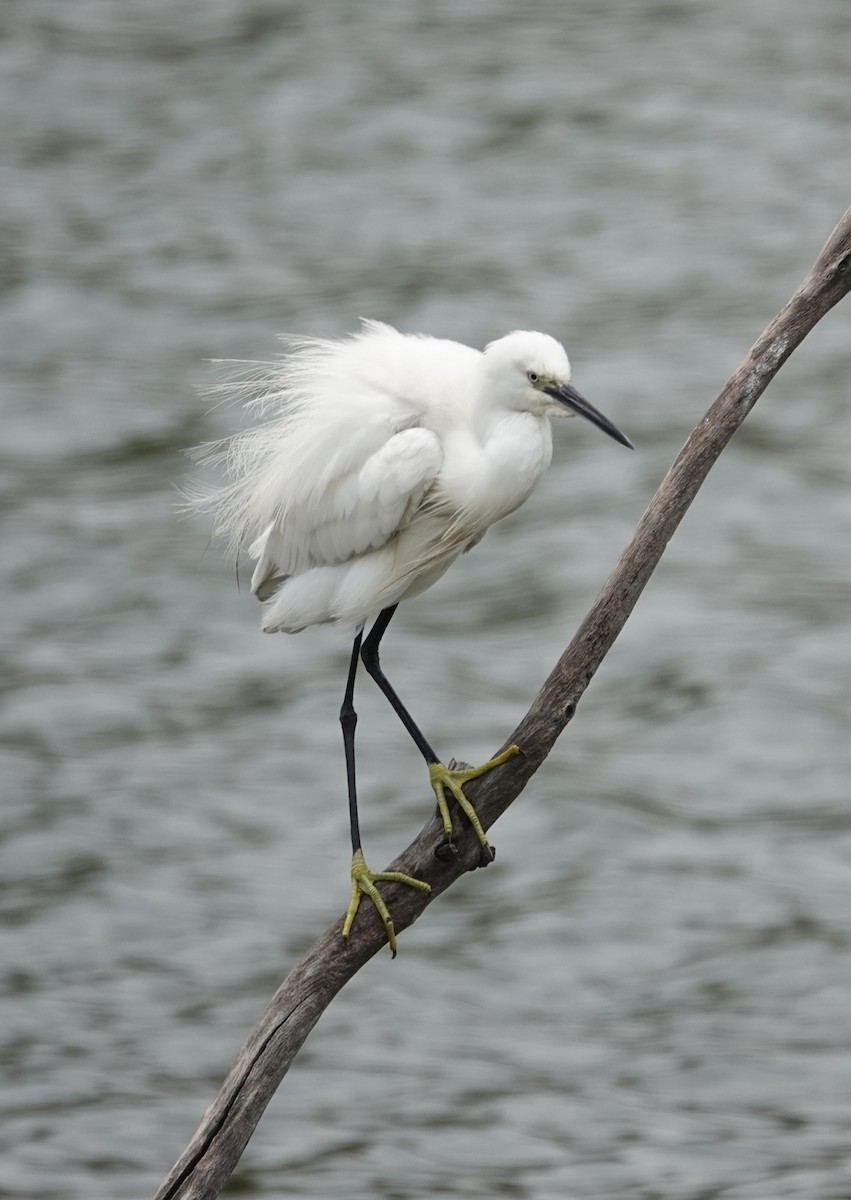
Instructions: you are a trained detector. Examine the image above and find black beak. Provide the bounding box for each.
[544,382,634,449]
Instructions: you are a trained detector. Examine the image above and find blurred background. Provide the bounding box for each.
[3,2,851,1197]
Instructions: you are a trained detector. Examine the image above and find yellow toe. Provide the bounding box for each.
[343,849,431,956]
[429,744,521,847]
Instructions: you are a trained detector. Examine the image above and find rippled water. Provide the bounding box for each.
[3,2,851,1197]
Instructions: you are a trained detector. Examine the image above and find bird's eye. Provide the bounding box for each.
[527,370,539,384]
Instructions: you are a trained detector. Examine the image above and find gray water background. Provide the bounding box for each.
[3,2,851,1197]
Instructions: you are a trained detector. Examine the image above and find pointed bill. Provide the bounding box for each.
[544,382,634,449]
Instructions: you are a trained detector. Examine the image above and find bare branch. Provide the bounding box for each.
[154,206,851,1200]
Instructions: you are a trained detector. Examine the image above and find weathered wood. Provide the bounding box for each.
[154,206,851,1200]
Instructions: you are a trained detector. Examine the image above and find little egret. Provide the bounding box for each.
[191,320,632,954]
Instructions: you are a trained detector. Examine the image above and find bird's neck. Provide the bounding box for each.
[464,406,554,523]
[469,382,531,442]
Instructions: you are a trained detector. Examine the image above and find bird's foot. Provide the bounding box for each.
[429,744,521,853]
[342,848,431,958]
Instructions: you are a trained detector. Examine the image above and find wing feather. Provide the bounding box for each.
[186,321,480,603]
[249,425,443,595]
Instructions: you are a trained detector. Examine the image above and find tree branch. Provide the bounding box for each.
[155,206,851,1200]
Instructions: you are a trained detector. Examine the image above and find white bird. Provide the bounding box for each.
[190,320,632,954]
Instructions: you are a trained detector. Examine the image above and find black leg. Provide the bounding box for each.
[340,628,363,855]
[340,620,433,956]
[361,605,440,766]
[361,604,520,863]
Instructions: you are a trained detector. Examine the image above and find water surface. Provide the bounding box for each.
[3,2,851,1197]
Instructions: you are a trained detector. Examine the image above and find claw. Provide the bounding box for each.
[343,849,431,957]
[429,744,521,849]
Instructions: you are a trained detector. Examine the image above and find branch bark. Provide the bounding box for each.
[155,206,851,1200]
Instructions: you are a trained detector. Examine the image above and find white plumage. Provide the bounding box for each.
[190,320,631,634]
[189,319,632,954]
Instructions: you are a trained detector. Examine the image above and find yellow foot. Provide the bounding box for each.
[342,848,431,957]
[429,744,522,851]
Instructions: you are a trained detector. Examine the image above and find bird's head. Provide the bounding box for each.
[482,330,634,449]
